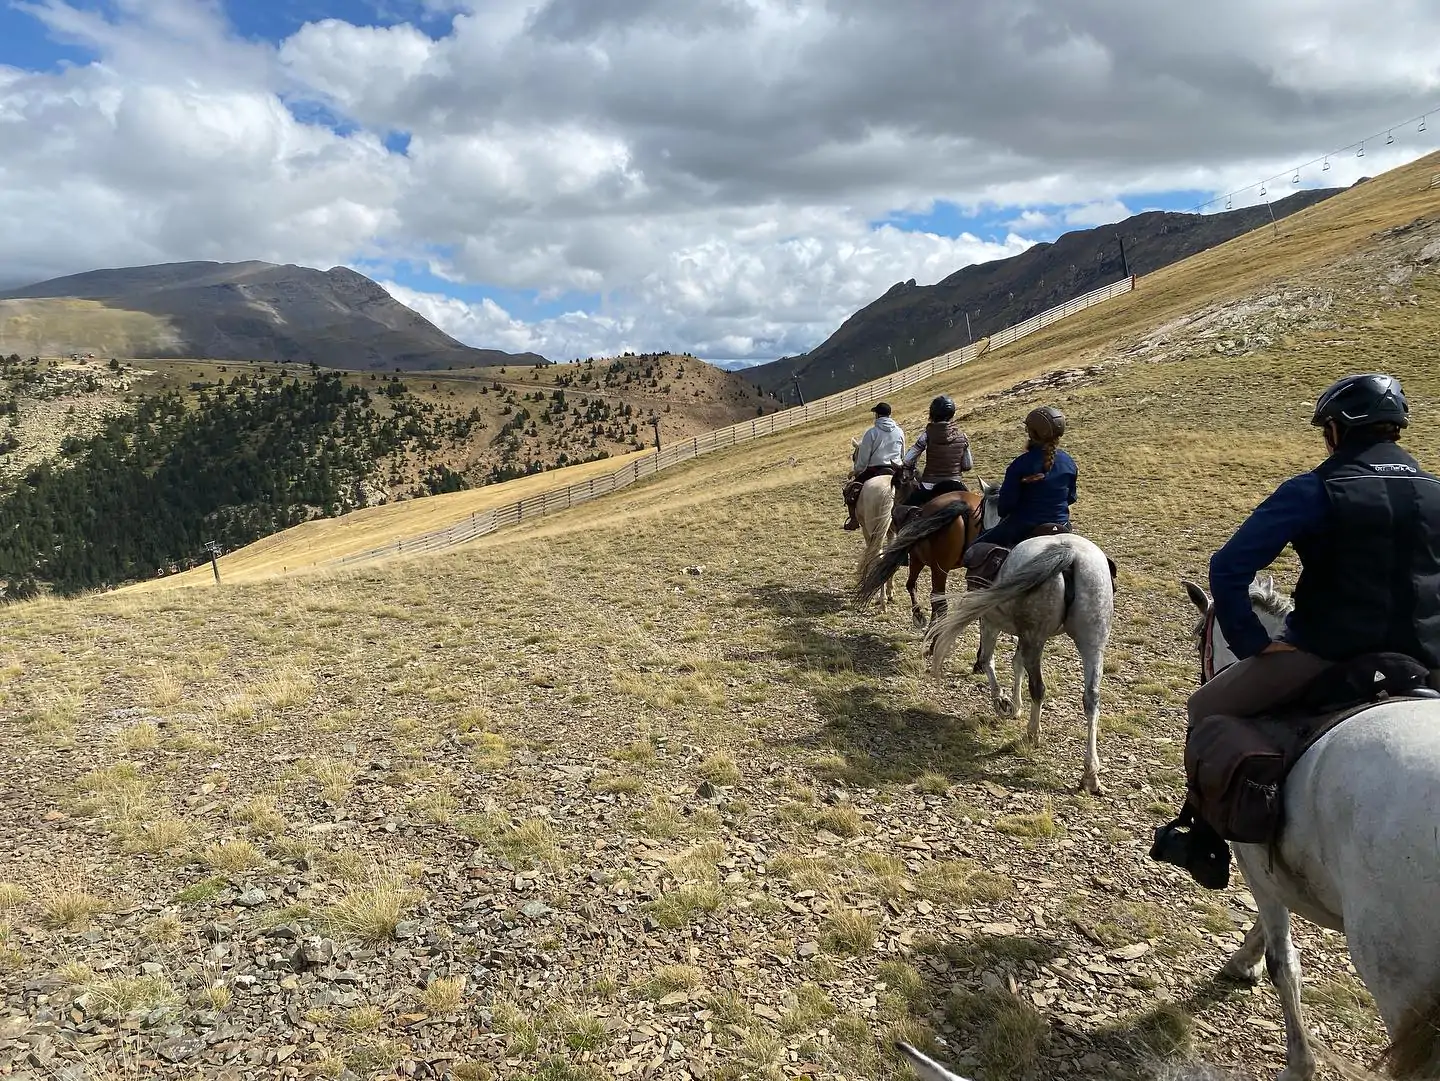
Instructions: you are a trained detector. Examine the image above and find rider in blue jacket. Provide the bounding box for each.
[974,406,1077,550]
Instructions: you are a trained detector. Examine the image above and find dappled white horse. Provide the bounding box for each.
[923,481,1114,795]
[1181,576,1440,1081]
[849,435,897,610]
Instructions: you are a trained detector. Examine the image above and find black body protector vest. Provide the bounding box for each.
[1289,440,1440,667]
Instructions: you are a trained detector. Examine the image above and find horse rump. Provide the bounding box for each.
[854,498,971,604]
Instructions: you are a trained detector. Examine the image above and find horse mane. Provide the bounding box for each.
[1247,576,1294,620]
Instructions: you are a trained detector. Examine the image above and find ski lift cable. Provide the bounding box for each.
[1186,102,1440,216]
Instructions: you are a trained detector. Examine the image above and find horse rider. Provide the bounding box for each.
[843,401,906,530]
[973,406,1076,550]
[896,396,973,523]
[1151,372,1440,887]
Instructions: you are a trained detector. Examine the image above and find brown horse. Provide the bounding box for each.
[854,465,984,629]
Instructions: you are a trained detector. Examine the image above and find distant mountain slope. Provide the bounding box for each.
[746,187,1348,400]
[0,260,546,370]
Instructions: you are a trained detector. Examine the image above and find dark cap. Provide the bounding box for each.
[872,401,892,416]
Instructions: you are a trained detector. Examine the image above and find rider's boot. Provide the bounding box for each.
[1150,803,1231,890]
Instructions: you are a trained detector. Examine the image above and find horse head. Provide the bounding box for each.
[1180,576,1292,684]
[975,477,1001,532]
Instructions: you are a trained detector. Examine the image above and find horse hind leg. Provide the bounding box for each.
[1221,920,1266,984]
[977,620,1010,718]
[1017,638,1045,744]
[928,567,948,627]
[905,557,925,630]
[1077,636,1105,795]
[1254,889,1318,1081]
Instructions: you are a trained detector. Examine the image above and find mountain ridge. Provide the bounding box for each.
[0,259,547,370]
[745,186,1351,400]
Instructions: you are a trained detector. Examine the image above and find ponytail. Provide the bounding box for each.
[1042,438,1058,473]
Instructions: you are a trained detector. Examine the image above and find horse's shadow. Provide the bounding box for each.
[744,583,899,678]
[772,679,1060,793]
[748,582,848,619]
[911,931,1269,1081]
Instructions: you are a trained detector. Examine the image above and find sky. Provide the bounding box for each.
[1,1,1438,367]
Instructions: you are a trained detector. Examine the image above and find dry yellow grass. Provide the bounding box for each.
[118,445,651,590]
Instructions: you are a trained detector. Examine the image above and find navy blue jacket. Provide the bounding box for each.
[1208,472,1328,660]
[997,445,1078,528]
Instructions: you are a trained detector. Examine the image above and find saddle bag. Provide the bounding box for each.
[1185,653,1436,845]
[1184,715,1287,845]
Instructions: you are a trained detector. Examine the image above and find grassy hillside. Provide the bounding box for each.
[0,151,1436,1081]
[0,352,780,593]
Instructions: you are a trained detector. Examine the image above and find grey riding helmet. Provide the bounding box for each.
[1311,373,1409,429]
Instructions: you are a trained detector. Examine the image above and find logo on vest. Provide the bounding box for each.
[1372,463,1418,473]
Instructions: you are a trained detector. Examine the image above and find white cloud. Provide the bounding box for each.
[2,0,1438,359]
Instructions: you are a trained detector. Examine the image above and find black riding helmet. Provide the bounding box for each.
[1311,373,1409,429]
[929,395,955,422]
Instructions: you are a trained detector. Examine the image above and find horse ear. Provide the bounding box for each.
[1181,579,1211,613]
[893,1042,970,1081]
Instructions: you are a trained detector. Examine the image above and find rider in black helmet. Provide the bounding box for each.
[899,395,973,507]
[1152,372,1440,888]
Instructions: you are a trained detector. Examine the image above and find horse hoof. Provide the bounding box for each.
[1218,961,1263,986]
[1078,777,1106,797]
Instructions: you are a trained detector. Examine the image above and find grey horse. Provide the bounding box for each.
[921,480,1115,795]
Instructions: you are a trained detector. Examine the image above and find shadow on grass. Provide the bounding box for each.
[904,933,1267,1081]
[773,680,1061,793]
[748,582,849,618]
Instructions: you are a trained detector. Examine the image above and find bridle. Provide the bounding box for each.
[1198,605,1220,685]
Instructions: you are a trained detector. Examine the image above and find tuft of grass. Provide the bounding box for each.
[946,989,1051,1081]
[198,983,233,1011]
[123,816,196,855]
[39,887,107,929]
[85,974,182,1020]
[339,1004,385,1033]
[781,983,837,1034]
[420,976,466,1015]
[343,1035,408,1075]
[876,959,929,1015]
[698,752,741,786]
[200,839,266,873]
[0,883,27,911]
[915,860,1015,905]
[1124,1003,1195,1059]
[822,908,879,956]
[636,964,703,1000]
[230,796,287,835]
[116,721,161,751]
[590,772,642,795]
[326,877,413,944]
[915,772,950,795]
[994,800,1060,839]
[172,876,228,905]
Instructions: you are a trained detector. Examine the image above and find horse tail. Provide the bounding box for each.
[855,482,896,586]
[922,541,1077,676]
[1379,992,1440,1078]
[854,500,970,605]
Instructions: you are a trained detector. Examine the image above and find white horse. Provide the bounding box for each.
[922,481,1114,795]
[848,436,897,610]
[1180,576,1440,1081]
